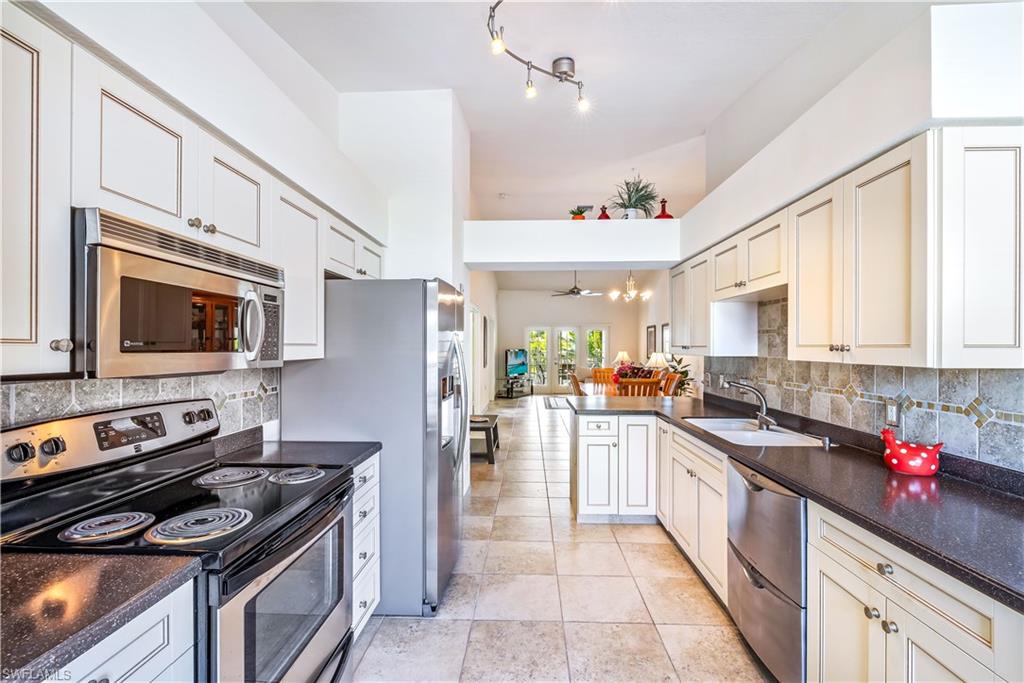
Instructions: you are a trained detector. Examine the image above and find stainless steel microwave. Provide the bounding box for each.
[75,208,284,378]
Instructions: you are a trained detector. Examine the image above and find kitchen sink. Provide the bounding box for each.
[684,418,824,448]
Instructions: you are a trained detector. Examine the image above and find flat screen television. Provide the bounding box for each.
[505,348,528,377]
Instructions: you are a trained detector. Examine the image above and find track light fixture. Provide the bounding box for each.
[487,0,589,113]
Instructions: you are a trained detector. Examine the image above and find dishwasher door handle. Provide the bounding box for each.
[739,558,766,589]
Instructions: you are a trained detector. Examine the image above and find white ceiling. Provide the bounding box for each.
[250,2,923,218]
[494,269,659,293]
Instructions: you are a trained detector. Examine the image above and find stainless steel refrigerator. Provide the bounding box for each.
[281,279,467,616]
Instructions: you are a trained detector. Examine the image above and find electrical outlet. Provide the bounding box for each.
[884,398,900,427]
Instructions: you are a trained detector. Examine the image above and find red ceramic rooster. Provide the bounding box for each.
[880,429,942,476]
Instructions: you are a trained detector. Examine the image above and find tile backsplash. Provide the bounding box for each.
[705,299,1024,473]
[0,368,280,436]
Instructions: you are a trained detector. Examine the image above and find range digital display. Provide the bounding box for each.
[93,412,166,451]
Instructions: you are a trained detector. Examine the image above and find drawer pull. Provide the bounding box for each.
[358,475,368,485]
[359,600,368,609]
[863,606,880,620]
[359,510,368,519]
[876,562,894,576]
[359,551,368,560]
[881,620,899,634]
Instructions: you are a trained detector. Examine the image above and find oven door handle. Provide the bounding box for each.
[314,628,353,683]
[217,483,353,604]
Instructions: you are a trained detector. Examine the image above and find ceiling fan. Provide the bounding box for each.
[552,271,603,298]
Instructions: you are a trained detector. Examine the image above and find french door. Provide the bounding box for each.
[525,325,609,393]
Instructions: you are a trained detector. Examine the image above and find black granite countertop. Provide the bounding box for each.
[0,553,200,680]
[219,440,382,470]
[569,396,1024,613]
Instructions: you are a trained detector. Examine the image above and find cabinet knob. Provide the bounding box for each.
[738,280,747,287]
[828,344,837,352]
[187,217,203,228]
[359,551,368,560]
[202,223,217,234]
[863,606,880,620]
[611,442,617,447]
[359,600,368,609]
[359,510,368,519]
[881,620,899,634]
[876,562,894,576]
[841,344,851,352]
[358,475,368,484]
[49,338,74,352]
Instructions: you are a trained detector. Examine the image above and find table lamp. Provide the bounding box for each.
[646,352,669,369]
[613,351,632,366]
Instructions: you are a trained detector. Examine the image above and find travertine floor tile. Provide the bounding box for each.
[484,540,556,574]
[490,516,552,541]
[495,496,550,517]
[554,542,630,576]
[550,519,616,542]
[353,618,471,682]
[503,460,547,471]
[462,516,493,541]
[657,624,767,682]
[620,543,696,577]
[470,480,501,498]
[500,481,548,498]
[544,470,570,483]
[634,576,730,625]
[611,523,672,544]
[460,621,570,682]
[546,483,570,498]
[474,574,563,621]
[563,622,678,682]
[559,575,651,623]
[453,540,488,574]
[436,574,480,620]
[463,496,497,516]
[547,498,573,518]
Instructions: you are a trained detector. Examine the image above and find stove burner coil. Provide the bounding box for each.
[268,467,325,485]
[58,511,156,544]
[144,507,253,545]
[192,467,269,489]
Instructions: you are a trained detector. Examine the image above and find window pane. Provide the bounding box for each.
[528,329,548,385]
[557,329,576,387]
[586,329,606,369]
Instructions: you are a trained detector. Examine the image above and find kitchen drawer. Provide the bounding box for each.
[578,416,618,437]
[354,454,379,497]
[809,502,1023,680]
[60,580,194,683]
[353,483,379,533]
[353,513,380,580]
[353,557,380,639]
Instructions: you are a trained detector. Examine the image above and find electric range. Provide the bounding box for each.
[1,399,356,683]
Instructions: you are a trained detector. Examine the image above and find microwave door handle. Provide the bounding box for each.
[243,290,265,361]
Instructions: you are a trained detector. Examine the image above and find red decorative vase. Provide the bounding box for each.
[655,198,673,219]
[597,205,611,220]
[880,429,941,476]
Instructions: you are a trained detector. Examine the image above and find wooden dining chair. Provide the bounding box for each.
[616,378,662,397]
[569,374,587,397]
[661,372,682,396]
[591,368,614,384]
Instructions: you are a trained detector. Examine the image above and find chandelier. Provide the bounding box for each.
[609,271,652,303]
[487,0,590,112]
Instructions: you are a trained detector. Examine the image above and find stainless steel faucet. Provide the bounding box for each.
[721,378,778,431]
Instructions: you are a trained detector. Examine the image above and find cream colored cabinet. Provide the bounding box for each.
[352,454,381,638]
[940,126,1024,368]
[885,602,1001,683]
[656,422,672,524]
[357,238,384,279]
[324,213,359,279]
[789,134,933,366]
[577,435,619,515]
[1,7,74,377]
[807,545,887,683]
[274,183,323,361]
[669,453,697,555]
[712,210,787,301]
[617,416,656,515]
[670,252,754,356]
[72,48,199,235]
[197,134,274,263]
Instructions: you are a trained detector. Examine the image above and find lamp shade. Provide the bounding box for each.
[646,352,669,369]
[613,351,632,365]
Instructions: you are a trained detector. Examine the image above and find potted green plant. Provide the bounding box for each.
[569,207,587,220]
[610,174,658,219]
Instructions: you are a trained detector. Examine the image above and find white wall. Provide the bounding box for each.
[635,270,704,396]
[36,0,388,242]
[470,271,499,407]
[496,290,640,391]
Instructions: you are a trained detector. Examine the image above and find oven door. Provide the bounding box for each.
[212,490,353,683]
[90,245,277,377]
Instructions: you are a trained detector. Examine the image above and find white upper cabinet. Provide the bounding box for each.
[274,183,323,361]
[357,238,384,279]
[671,252,756,357]
[842,135,932,366]
[670,265,691,348]
[324,213,358,279]
[788,181,845,362]
[712,209,787,301]
[72,48,198,235]
[197,134,273,263]
[940,127,1024,368]
[1,7,73,377]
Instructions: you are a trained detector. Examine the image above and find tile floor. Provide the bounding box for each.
[351,396,767,682]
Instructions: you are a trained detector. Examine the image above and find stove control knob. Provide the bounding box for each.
[196,408,214,422]
[40,436,66,457]
[6,442,36,464]
[182,411,198,425]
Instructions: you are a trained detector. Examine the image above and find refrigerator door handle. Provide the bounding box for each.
[452,335,470,476]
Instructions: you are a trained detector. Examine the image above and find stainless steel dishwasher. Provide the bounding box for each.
[727,458,807,683]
